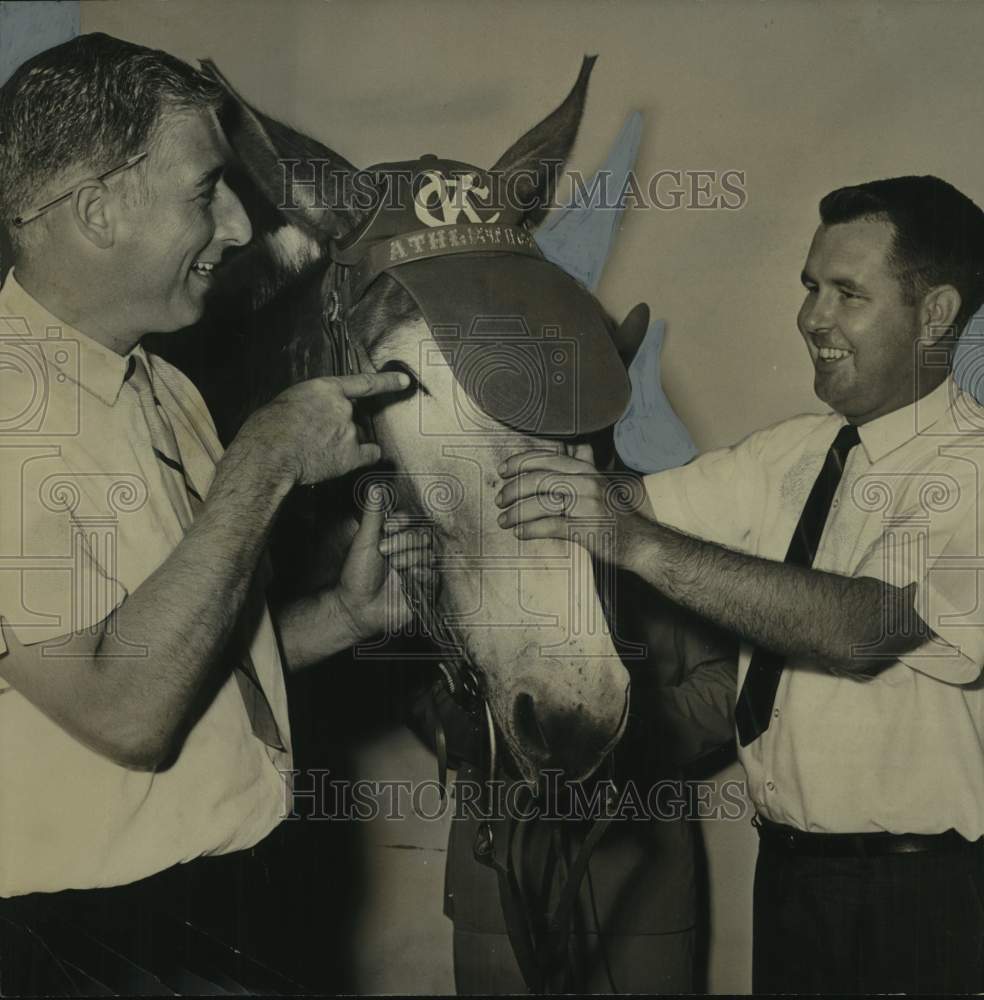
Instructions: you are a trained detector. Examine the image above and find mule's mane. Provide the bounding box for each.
[224,153,423,366]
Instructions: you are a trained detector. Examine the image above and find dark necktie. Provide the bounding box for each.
[734,422,861,747]
[125,355,285,751]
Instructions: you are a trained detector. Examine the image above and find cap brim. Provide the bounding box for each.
[387,254,630,437]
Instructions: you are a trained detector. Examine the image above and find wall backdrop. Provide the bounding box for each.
[55,0,984,992]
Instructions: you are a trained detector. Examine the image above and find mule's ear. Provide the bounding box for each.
[201,59,360,241]
[490,56,596,225]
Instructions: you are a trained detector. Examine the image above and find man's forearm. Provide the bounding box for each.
[622,521,925,674]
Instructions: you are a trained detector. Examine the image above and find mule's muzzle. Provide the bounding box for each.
[510,683,630,784]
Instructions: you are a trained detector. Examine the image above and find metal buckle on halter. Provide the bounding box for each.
[459,665,482,702]
[436,660,483,710]
[321,265,364,380]
[325,289,341,323]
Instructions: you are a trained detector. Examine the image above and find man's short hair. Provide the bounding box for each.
[819,175,984,334]
[0,32,223,254]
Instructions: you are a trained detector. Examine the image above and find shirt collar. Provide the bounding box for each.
[854,375,956,464]
[0,270,137,406]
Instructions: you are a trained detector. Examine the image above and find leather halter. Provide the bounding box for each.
[321,267,360,372]
[320,251,487,751]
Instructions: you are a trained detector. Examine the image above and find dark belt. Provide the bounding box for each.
[755,817,981,858]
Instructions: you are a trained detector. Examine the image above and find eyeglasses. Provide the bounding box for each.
[13,152,148,227]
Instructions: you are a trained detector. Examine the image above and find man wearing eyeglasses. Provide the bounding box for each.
[0,32,424,993]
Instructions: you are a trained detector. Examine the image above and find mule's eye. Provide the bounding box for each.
[379,359,416,383]
[379,360,428,395]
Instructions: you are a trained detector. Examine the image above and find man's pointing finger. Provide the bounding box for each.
[335,372,410,398]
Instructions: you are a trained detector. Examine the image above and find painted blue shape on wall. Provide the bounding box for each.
[614,320,699,473]
[0,1,79,85]
[535,112,642,293]
[954,309,984,404]
[534,110,697,472]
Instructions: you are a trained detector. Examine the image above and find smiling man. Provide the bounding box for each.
[0,33,423,993]
[497,176,984,993]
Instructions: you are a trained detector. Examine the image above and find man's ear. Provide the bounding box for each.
[71,179,116,249]
[922,284,962,344]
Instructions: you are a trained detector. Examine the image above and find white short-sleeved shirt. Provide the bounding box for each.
[0,273,291,896]
[644,377,984,839]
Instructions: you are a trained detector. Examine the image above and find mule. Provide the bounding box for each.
[164,58,639,788]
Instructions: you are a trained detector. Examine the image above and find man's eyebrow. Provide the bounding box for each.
[799,270,867,294]
[193,164,225,189]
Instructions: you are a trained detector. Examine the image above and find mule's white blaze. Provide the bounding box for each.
[372,323,630,784]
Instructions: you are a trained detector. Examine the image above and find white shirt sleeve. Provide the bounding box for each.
[642,422,785,553]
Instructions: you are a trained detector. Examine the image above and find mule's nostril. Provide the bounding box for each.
[513,692,550,761]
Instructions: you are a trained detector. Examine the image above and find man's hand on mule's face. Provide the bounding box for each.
[336,508,433,642]
[495,444,654,567]
[242,372,410,486]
